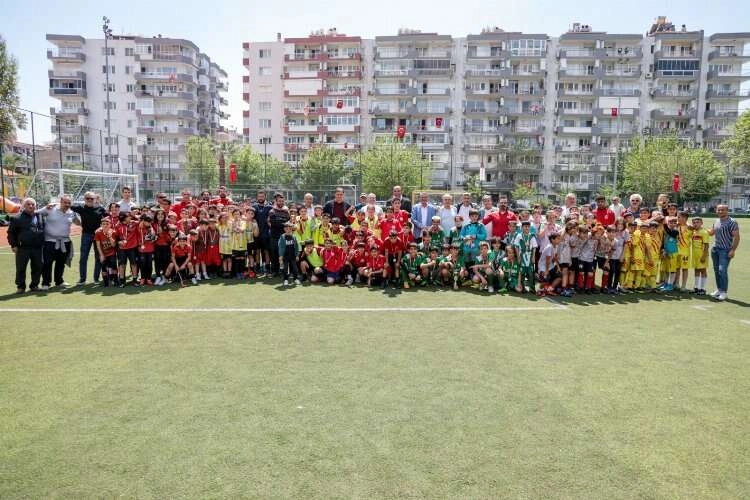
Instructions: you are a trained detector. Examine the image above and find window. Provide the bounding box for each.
[258,101,272,112]
[125,66,132,75]
[259,84,272,93]
[125,47,134,56]
[104,137,118,146]
[103,102,116,110]
[127,102,136,111]
[102,65,115,74]
[102,83,115,92]
[104,154,119,163]
[101,47,115,56]
[259,119,272,128]
[127,120,133,128]
[259,49,271,58]
[260,136,272,144]
[127,137,135,146]
[259,66,272,76]
[126,84,135,92]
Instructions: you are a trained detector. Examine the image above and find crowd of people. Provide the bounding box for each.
[7,185,741,301]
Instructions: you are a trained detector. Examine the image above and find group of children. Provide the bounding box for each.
[88,193,713,296]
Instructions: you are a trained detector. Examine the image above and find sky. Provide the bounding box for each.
[3,0,749,144]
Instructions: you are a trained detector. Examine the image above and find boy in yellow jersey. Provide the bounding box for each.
[230,212,248,279]
[688,216,711,295]
[217,213,233,278]
[623,221,644,291]
[676,211,692,291]
[313,213,333,247]
[641,221,659,290]
[294,209,315,244]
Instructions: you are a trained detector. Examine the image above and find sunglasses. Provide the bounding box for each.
[85,197,94,200]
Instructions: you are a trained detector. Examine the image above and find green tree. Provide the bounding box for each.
[511,183,538,203]
[231,145,292,186]
[298,145,349,189]
[721,109,750,174]
[360,141,431,198]
[464,173,483,199]
[185,136,218,188]
[0,36,26,144]
[621,136,726,204]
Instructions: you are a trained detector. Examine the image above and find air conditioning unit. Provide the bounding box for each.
[646,72,653,79]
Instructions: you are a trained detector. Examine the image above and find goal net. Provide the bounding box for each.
[26,169,140,206]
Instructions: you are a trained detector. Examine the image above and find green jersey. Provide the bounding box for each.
[401,253,426,274]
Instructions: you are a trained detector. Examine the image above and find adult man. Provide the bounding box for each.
[302,193,315,218]
[268,193,291,276]
[410,192,437,241]
[8,198,45,293]
[609,196,625,218]
[324,187,351,221]
[560,193,577,219]
[482,196,517,240]
[172,189,195,216]
[359,193,383,216]
[457,192,477,221]
[628,194,643,216]
[438,194,457,237]
[354,193,367,212]
[479,194,497,236]
[594,195,615,226]
[253,190,272,274]
[386,185,412,212]
[38,195,80,290]
[117,186,134,213]
[708,204,740,301]
[71,191,107,285]
[210,185,233,206]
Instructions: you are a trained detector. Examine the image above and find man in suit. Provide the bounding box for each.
[386,185,412,212]
[8,198,46,293]
[410,192,437,242]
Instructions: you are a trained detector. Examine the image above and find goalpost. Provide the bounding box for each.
[26,169,140,206]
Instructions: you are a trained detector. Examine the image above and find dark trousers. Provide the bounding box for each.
[42,241,71,286]
[269,236,281,274]
[154,245,171,276]
[140,253,154,280]
[15,246,43,290]
[79,233,101,283]
[281,257,299,280]
[607,259,622,289]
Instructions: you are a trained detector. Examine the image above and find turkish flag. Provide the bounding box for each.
[435,117,443,128]
[396,125,406,139]
[229,163,237,184]
[672,173,680,192]
[611,107,618,117]
[336,100,344,109]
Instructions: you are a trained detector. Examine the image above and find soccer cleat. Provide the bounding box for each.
[488,286,494,294]
[346,276,354,286]
[58,282,70,288]
[75,280,86,286]
[294,279,301,285]
[191,277,198,285]
[195,274,201,281]
[283,279,289,287]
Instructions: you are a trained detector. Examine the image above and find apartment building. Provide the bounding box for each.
[242,19,750,204]
[47,33,228,191]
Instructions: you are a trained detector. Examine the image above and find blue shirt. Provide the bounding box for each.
[713,217,739,250]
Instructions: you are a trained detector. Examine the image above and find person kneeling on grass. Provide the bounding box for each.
[420,247,440,285]
[400,242,426,289]
[363,245,386,288]
[536,233,562,296]
[95,218,119,287]
[449,243,468,291]
[345,241,368,286]
[164,234,195,286]
[471,240,494,293]
[321,238,346,285]
[299,239,326,283]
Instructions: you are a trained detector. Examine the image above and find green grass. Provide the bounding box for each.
[1,221,749,498]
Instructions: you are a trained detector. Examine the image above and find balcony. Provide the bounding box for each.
[49,87,86,98]
[375,87,416,96]
[152,53,195,65]
[557,88,595,98]
[511,125,545,136]
[138,90,195,100]
[703,128,733,139]
[464,88,506,97]
[61,143,90,153]
[555,145,598,153]
[178,109,196,118]
[556,126,592,135]
[134,72,194,83]
[285,53,327,62]
[373,69,411,78]
[592,125,636,136]
[463,143,503,152]
[283,70,326,79]
[327,142,361,151]
[415,50,452,59]
[412,68,452,77]
[558,48,596,59]
[464,68,511,78]
[507,106,545,117]
[708,49,750,62]
[595,47,643,59]
[319,87,361,97]
[462,125,507,134]
[325,123,360,133]
[704,110,739,119]
[375,48,415,59]
[552,181,597,191]
[706,69,750,80]
[285,124,321,133]
[466,49,509,60]
[556,107,593,116]
[649,128,696,139]
[650,108,696,119]
[326,70,362,79]
[593,108,640,119]
[219,97,229,106]
[464,104,508,115]
[414,104,452,114]
[50,106,88,116]
[651,89,698,99]
[216,81,228,91]
[283,143,313,152]
[705,89,750,99]
[654,49,700,60]
[558,68,597,79]
[51,124,85,134]
[595,67,642,78]
[655,70,699,79]
[328,52,361,61]
[594,88,640,97]
[47,49,85,63]
[137,144,186,154]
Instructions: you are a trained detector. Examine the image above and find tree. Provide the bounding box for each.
[511,183,538,203]
[360,140,431,198]
[230,145,292,186]
[721,109,750,174]
[298,146,349,190]
[185,136,218,189]
[0,36,26,144]
[464,173,483,199]
[621,136,726,204]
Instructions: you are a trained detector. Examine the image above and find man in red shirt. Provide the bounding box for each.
[172,190,195,218]
[210,186,234,206]
[594,195,615,226]
[482,197,517,240]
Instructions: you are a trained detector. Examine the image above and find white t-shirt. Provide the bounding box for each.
[537,243,556,274]
[118,199,133,213]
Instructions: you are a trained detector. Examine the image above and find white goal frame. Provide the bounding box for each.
[27,169,140,206]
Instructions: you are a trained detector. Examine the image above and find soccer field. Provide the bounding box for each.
[1,221,749,498]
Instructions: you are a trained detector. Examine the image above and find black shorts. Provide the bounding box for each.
[220,253,233,260]
[596,256,609,270]
[578,260,594,273]
[232,250,247,259]
[101,254,117,270]
[547,268,562,282]
[559,262,571,269]
[174,255,189,267]
[117,247,139,267]
[256,237,271,252]
[247,241,258,253]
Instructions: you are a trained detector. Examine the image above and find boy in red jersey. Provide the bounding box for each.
[137,214,156,285]
[378,206,403,243]
[344,241,368,285]
[116,212,140,287]
[382,229,404,287]
[321,238,346,284]
[164,234,194,286]
[391,197,410,227]
[95,218,119,287]
[363,245,386,288]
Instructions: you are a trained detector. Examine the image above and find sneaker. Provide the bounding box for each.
[195,274,202,281]
[119,283,126,288]
[710,290,721,298]
[488,286,494,294]
[294,279,301,285]
[191,277,198,285]
[561,289,573,297]
[75,280,86,286]
[283,279,289,287]
[39,285,50,291]
[203,272,210,280]
[716,292,727,301]
[15,288,25,294]
[346,276,354,286]
[57,282,70,288]
[157,277,166,286]
[698,289,706,296]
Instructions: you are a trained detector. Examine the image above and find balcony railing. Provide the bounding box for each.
[374,69,411,77]
[650,108,696,119]
[705,89,750,99]
[708,48,750,60]
[557,88,595,97]
[596,47,643,59]
[651,89,698,99]
[375,48,413,59]
[415,105,452,114]
[50,106,88,116]
[464,68,510,77]
[556,126,592,135]
[594,88,641,97]
[707,70,750,80]
[49,88,87,97]
[413,68,452,76]
[135,72,194,82]
[47,49,85,62]
[656,70,699,78]
[558,48,596,58]
[704,110,739,119]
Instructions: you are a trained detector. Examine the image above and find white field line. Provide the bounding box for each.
[0,305,566,313]
[741,320,750,326]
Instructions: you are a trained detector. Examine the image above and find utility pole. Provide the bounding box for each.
[102,16,114,172]
[613,96,621,191]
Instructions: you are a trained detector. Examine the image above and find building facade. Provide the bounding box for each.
[47,33,228,193]
[243,20,749,204]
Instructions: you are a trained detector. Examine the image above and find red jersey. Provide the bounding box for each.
[482,210,517,239]
[117,222,140,250]
[155,224,172,246]
[400,232,414,245]
[378,218,403,240]
[382,237,404,256]
[594,207,615,226]
[179,218,197,235]
[348,249,368,268]
[322,246,345,272]
[94,228,117,257]
[209,195,233,206]
[138,225,156,253]
[366,254,385,271]
[394,209,410,227]
[172,242,192,259]
[172,200,195,219]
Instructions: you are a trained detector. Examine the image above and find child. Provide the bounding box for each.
[138,214,157,285]
[299,239,326,283]
[460,209,488,247]
[449,243,468,291]
[428,216,446,247]
[623,221,644,292]
[418,230,433,254]
[488,237,506,292]
[378,206,403,243]
[217,213,232,278]
[391,198,411,227]
[500,245,522,293]
[277,221,301,286]
[592,225,611,293]
[420,247,441,285]
[164,234,194,287]
[230,210,247,279]
[605,225,624,294]
[190,221,208,281]
[537,233,562,296]
[345,241,369,286]
[448,215,464,247]
[688,217,710,295]
[641,222,660,290]
[558,221,576,296]
[513,221,537,293]
[658,216,680,292]
[203,218,221,278]
[245,208,260,278]
[95,218,118,287]
[363,245,386,288]
[329,218,346,247]
[116,212,140,287]
[400,242,425,289]
[382,229,404,287]
[470,240,494,292]
[321,238,346,285]
[676,211,692,292]
[436,244,454,287]
[313,213,333,247]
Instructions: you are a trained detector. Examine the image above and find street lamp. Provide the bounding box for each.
[102,16,114,172]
